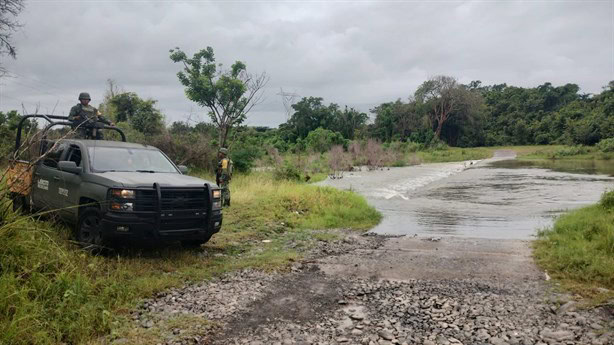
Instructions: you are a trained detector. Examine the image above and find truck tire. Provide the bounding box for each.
[11,194,30,214]
[77,208,104,250]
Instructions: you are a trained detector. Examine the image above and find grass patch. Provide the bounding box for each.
[0,172,380,345]
[416,146,492,163]
[517,145,605,160]
[224,172,381,234]
[533,190,614,302]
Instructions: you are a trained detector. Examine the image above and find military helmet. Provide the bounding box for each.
[219,148,228,155]
[78,92,91,100]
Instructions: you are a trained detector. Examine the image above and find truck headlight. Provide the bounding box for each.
[212,190,221,199]
[111,189,135,199]
[111,202,133,212]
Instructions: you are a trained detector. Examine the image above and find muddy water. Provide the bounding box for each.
[320,151,614,240]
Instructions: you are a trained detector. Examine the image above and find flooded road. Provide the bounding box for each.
[321,151,614,239]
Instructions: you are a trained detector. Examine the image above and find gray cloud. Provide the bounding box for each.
[1,1,611,128]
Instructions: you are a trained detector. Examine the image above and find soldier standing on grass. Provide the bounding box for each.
[216,148,233,207]
[68,92,114,139]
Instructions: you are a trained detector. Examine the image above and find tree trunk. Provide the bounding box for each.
[435,121,443,138]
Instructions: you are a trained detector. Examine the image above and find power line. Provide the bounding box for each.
[4,71,68,94]
[8,80,72,103]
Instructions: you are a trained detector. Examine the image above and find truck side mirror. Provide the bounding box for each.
[177,165,188,174]
[58,161,82,174]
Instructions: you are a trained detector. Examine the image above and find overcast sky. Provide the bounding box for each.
[0,0,612,127]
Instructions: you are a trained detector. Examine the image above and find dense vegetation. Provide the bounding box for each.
[534,190,614,302]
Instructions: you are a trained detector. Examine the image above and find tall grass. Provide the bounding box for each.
[0,172,381,344]
[533,190,614,298]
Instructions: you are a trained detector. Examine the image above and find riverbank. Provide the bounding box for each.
[533,190,614,304]
[0,172,380,345]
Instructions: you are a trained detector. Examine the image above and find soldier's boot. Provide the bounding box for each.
[221,186,230,207]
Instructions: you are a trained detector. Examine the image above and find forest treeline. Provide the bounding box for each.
[276,77,614,149]
[2,77,613,172]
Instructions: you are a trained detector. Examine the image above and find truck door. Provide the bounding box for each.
[56,144,83,219]
[32,141,69,211]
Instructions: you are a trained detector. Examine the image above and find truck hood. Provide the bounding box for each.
[90,171,216,188]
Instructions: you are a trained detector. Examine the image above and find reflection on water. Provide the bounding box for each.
[490,159,614,177]
[320,156,614,240]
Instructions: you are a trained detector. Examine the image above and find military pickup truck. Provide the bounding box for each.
[7,114,223,248]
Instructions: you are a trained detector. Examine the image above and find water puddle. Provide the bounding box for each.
[321,155,614,240]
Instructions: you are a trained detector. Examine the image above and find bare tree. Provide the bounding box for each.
[0,0,25,75]
[365,139,384,170]
[103,79,122,100]
[327,145,350,179]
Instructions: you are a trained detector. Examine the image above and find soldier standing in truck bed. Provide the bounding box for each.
[68,92,113,139]
[216,148,233,207]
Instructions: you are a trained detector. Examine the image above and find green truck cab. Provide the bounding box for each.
[7,114,223,248]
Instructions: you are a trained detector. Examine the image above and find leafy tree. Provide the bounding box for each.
[285,97,337,140]
[371,99,426,142]
[335,106,368,140]
[305,127,345,153]
[169,46,268,148]
[169,121,192,136]
[415,76,480,139]
[282,97,368,141]
[105,92,164,135]
[128,99,165,135]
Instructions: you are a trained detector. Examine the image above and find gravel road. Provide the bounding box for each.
[121,232,612,345]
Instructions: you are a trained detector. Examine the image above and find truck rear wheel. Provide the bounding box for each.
[77,208,104,250]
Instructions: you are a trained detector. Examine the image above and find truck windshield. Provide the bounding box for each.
[88,147,178,173]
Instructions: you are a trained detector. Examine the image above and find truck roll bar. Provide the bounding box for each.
[14,114,126,154]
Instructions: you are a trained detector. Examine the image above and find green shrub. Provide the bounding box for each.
[405,141,424,153]
[273,162,302,181]
[547,145,588,158]
[600,190,614,210]
[391,159,407,167]
[428,137,449,151]
[596,138,614,153]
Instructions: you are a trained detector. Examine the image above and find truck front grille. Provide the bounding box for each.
[134,188,208,212]
[161,189,207,210]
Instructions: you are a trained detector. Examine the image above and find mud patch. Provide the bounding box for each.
[218,267,344,339]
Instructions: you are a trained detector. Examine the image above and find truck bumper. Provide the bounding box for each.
[100,209,222,241]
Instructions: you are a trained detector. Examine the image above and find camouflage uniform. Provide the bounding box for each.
[68,92,111,139]
[216,148,233,207]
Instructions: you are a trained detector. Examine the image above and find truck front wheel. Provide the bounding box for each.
[77,208,104,250]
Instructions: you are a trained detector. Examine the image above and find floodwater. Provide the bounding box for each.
[320,151,614,240]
